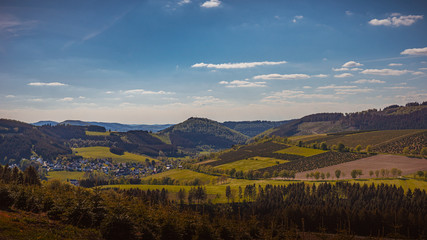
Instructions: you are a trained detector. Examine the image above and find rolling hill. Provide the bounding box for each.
[261,103,427,137]
[159,117,249,151]
[222,120,290,137]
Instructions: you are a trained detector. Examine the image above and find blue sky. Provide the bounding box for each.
[0,0,426,124]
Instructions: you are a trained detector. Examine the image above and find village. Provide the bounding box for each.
[30,156,178,178]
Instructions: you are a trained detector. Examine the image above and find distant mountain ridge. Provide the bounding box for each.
[32,120,173,133]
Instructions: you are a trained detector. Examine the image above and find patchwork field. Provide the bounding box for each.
[73,146,158,163]
[85,131,111,136]
[303,129,426,149]
[274,146,326,157]
[295,154,427,180]
[46,171,85,181]
[214,157,289,171]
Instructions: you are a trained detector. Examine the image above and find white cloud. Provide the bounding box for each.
[318,85,357,90]
[419,68,427,70]
[303,86,312,89]
[345,10,353,16]
[361,68,410,76]
[192,96,225,105]
[312,74,328,78]
[353,79,385,84]
[342,61,363,67]
[29,98,43,102]
[335,88,373,95]
[334,73,353,78]
[192,61,287,69]
[388,63,403,66]
[333,67,349,72]
[178,0,191,5]
[350,68,363,71]
[124,89,174,95]
[219,80,267,88]
[386,86,413,90]
[400,47,427,56]
[58,97,73,102]
[253,73,310,80]
[78,96,86,99]
[5,95,15,98]
[201,0,221,8]
[412,71,424,75]
[262,90,337,103]
[292,15,303,23]
[369,14,423,27]
[105,91,114,94]
[27,82,67,86]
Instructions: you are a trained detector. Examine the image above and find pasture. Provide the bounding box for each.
[46,171,85,181]
[73,146,158,163]
[274,146,326,157]
[214,157,288,171]
[85,131,111,136]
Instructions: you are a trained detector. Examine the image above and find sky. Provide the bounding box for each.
[0,0,427,124]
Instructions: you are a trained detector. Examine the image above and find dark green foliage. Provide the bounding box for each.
[374,131,427,154]
[109,146,125,155]
[0,185,13,210]
[87,125,106,132]
[100,211,136,240]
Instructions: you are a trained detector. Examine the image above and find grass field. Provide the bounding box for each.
[288,134,327,142]
[214,157,288,171]
[275,146,326,157]
[46,171,85,181]
[85,131,111,136]
[142,169,217,185]
[73,146,158,163]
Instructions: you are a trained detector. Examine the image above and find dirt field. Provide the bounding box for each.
[295,154,427,180]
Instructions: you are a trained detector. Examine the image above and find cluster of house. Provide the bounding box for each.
[33,156,176,177]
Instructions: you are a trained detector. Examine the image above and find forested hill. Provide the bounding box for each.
[222,120,290,137]
[159,117,249,150]
[0,119,71,163]
[262,102,427,137]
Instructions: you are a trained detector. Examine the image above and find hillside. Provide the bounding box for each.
[159,117,249,151]
[0,119,71,163]
[262,103,427,137]
[222,120,290,137]
[33,120,173,132]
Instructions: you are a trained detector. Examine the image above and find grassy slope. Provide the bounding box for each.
[0,210,101,240]
[85,131,111,136]
[47,171,85,181]
[73,146,158,163]
[274,146,326,157]
[214,157,289,171]
[142,169,217,185]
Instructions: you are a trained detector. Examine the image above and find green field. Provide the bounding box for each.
[85,131,111,136]
[214,157,288,171]
[288,134,327,142]
[275,146,326,157]
[46,171,85,181]
[73,146,157,163]
[142,169,217,185]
